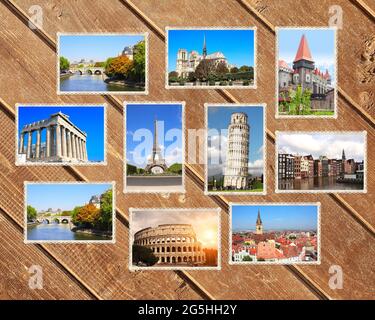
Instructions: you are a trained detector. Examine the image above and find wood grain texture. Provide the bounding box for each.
[0,0,373,300]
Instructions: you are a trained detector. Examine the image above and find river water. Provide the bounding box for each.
[278,176,364,191]
[27,223,108,241]
[59,74,143,92]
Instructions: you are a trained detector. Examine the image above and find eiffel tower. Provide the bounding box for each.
[145,118,167,174]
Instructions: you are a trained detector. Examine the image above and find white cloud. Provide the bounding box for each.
[278,133,365,161]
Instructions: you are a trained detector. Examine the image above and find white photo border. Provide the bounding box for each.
[56,32,149,95]
[129,207,222,271]
[15,103,107,166]
[275,26,338,119]
[229,202,321,266]
[204,103,267,195]
[24,181,116,244]
[123,101,186,194]
[275,130,367,194]
[165,26,257,90]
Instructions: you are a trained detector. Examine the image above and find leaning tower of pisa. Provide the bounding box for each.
[223,112,250,190]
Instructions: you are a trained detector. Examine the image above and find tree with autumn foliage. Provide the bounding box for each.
[74,203,100,228]
[105,55,133,79]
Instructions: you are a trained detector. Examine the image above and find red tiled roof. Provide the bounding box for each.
[294,34,314,62]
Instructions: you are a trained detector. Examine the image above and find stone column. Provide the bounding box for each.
[78,137,82,160]
[26,131,32,159]
[19,132,25,153]
[35,129,41,159]
[61,127,67,158]
[66,130,72,159]
[79,138,83,160]
[55,125,62,158]
[72,134,77,160]
[46,126,51,158]
[83,140,88,160]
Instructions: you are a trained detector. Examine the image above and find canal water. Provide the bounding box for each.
[59,74,143,92]
[278,176,364,191]
[27,223,107,241]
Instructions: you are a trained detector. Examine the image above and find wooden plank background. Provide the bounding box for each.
[0,0,374,300]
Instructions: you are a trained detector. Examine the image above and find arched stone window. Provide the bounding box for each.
[167,247,170,253]
[178,247,181,252]
[172,247,176,252]
[177,257,182,263]
[183,247,187,252]
[188,246,192,252]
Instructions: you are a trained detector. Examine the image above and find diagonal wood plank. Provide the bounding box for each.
[0,0,324,299]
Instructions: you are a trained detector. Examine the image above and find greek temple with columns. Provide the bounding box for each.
[18,111,88,163]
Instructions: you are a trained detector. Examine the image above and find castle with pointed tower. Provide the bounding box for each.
[176,35,231,78]
[278,34,335,111]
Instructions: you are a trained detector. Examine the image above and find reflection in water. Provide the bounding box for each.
[278,176,364,191]
[60,74,143,92]
[27,223,108,241]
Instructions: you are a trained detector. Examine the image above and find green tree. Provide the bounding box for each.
[131,40,146,82]
[288,85,312,115]
[59,56,70,71]
[27,205,37,221]
[242,255,252,262]
[239,65,251,72]
[71,206,82,224]
[168,71,179,83]
[194,59,215,81]
[230,67,239,73]
[216,62,229,75]
[132,245,158,266]
[99,189,113,231]
[167,163,182,174]
[127,163,138,175]
[61,210,71,216]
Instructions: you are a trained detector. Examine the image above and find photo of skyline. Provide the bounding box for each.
[277,132,366,192]
[231,204,319,264]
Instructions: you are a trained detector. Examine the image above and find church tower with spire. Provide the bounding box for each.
[255,209,263,235]
[341,149,346,176]
[202,34,207,59]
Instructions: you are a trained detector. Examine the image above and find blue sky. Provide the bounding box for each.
[168,29,255,72]
[232,205,318,231]
[18,106,105,161]
[126,104,183,168]
[278,28,335,83]
[207,106,264,178]
[27,183,112,211]
[59,35,144,62]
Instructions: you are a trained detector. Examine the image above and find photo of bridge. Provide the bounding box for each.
[58,34,147,94]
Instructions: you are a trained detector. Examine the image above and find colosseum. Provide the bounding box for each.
[133,224,206,265]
